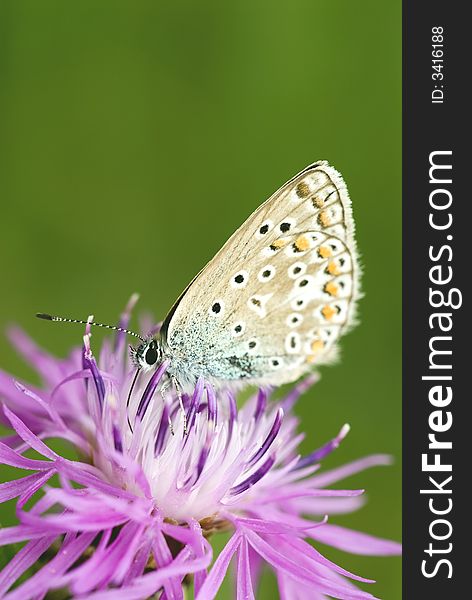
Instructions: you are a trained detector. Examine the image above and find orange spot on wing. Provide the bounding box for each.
[312,196,325,209]
[294,235,310,252]
[318,245,332,258]
[311,339,324,353]
[324,282,339,296]
[270,238,288,250]
[306,340,324,363]
[321,305,336,320]
[318,211,331,228]
[326,261,340,276]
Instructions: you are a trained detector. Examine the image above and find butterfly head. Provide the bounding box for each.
[130,337,162,372]
[35,312,164,373]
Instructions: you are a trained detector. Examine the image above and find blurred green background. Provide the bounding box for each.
[0,1,401,598]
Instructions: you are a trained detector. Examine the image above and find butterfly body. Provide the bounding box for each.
[131,160,360,392]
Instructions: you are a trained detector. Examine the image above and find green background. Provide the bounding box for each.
[0,1,401,598]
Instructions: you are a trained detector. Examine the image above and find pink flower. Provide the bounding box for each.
[0,297,400,599]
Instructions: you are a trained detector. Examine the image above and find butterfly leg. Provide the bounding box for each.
[170,375,188,435]
[160,376,175,436]
[126,368,141,433]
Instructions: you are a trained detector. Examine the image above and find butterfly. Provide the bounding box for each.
[39,160,360,396]
[133,160,359,391]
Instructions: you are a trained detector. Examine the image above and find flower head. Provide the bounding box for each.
[0,297,400,599]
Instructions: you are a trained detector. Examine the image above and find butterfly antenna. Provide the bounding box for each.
[36,312,146,342]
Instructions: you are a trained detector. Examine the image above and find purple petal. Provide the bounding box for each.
[62,530,112,592]
[4,532,96,600]
[0,523,63,546]
[154,399,170,456]
[237,537,255,600]
[0,371,45,420]
[3,406,58,460]
[311,524,402,556]
[252,487,365,504]
[276,571,327,600]
[195,532,241,600]
[136,360,169,420]
[115,293,140,353]
[82,351,105,409]
[281,374,319,411]
[245,530,377,600]
[247,408,283,468]
[16,470,56,512]
[12,381,65,428]
[190,431,215,488]
[70,523,146,593]
[185,376,204,436]
[157,523,211,600]
[231,515,323,536]
[0,472,52,503]
[0,433,22,449]
[161,522,205,553]
[49,368,114,402]
[7,328,65,387]
[226,390,237,446]
[57,461,136,500]
[294,496,366,516]
[0,536,56,596]
[84,542,212,600]
[275,570,291,600]
[112,425,123,452]
[205,383,217,427]
[247,544,263,596]
[230,455,276,497]
[245,529,324,587]
[194,569,207,597]
[295,424,350,469]
[277,535,375,583]
[152,528,183,600]
[18,507,130,533]
[309,455,393,488]
[0,441,52,471]
[249,506,329,530]
[227,390,237,421]
[188,520,207,596]
[254,388,267,421]
[31,484,143,519]
[123,539,152,584]
[104,449,152,499]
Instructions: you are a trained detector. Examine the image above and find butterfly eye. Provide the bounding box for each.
[145,343,159,366]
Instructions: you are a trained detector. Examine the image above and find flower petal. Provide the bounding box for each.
[69,522,146,594]
[245,529,377,599]
[309,455,393,488]
[123,539,152,584]
[311,524,402,556]
[277,535,375,583]
[251,487,365,504]
[237,537,255,600]
[0,472,52,503]
[3,406,58,460]
[196,532,241,600]
[7,328,65,387]
[0,441,52,471]
[0,536,56,596]
[84,544,212,600]
[4,532,96,600]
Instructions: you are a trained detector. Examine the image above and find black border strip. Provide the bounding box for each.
[403,3,466,596]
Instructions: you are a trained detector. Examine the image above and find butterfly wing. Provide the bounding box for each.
[162,161,360,387]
